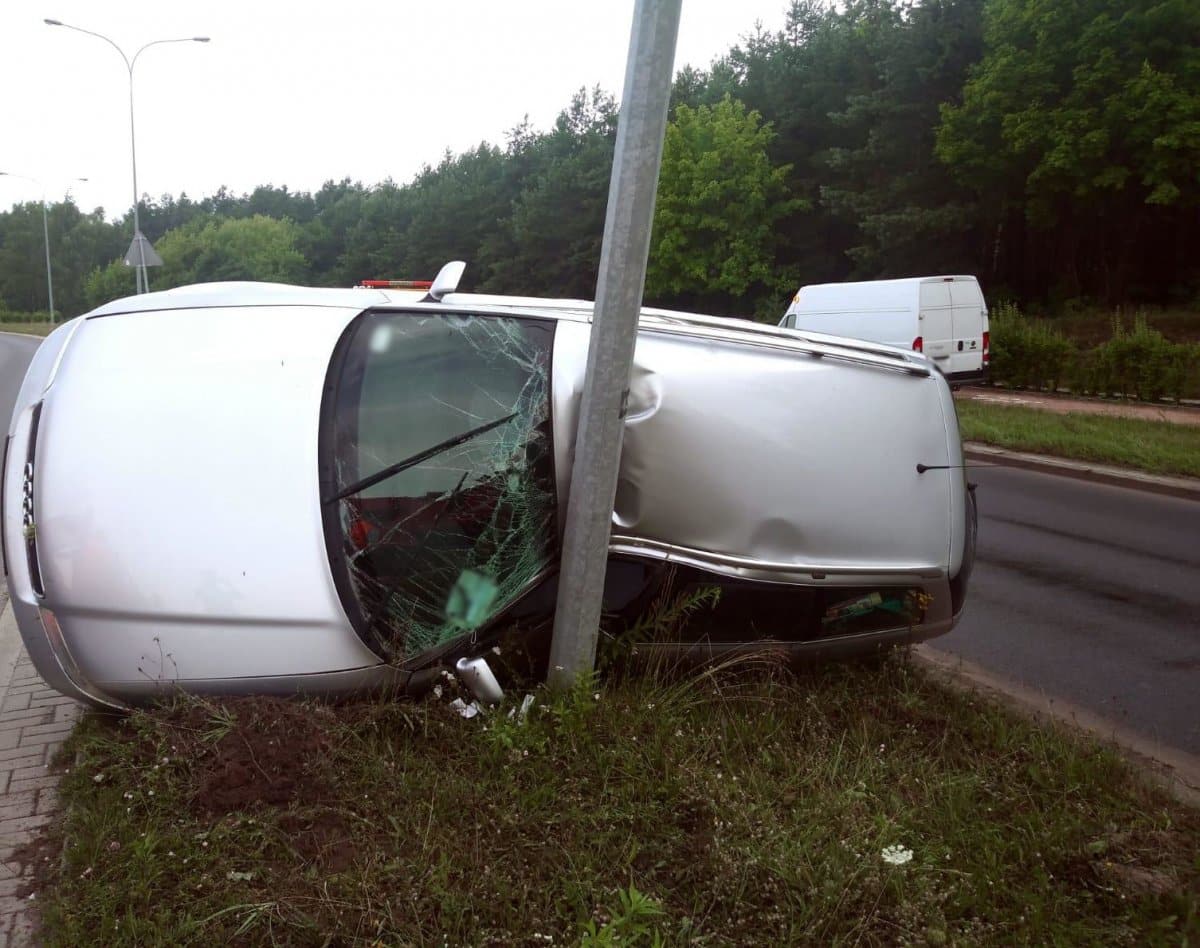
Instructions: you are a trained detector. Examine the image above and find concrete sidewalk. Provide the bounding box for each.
[0,590,79,947]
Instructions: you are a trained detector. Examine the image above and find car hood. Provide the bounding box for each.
[30,305,383,685]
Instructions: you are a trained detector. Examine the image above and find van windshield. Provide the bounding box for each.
[321,311,557,662]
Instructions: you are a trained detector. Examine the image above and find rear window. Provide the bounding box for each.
[321,311,557,662]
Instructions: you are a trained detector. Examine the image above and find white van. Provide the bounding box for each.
[780,275,989,384]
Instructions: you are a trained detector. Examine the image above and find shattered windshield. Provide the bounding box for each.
[322,311,557,662]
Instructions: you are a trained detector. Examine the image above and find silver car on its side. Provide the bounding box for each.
[2,265,975,707]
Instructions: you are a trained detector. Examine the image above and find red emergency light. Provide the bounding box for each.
[357,279,434,289]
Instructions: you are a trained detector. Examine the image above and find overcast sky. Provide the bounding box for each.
[2,0,791,219]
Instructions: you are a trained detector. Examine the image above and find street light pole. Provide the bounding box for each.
[44,19,210,294]
[547,0,682,689]
[0,171,88,323]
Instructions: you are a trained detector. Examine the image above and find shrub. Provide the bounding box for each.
[1080,316,1199,402]
[989,307,1200,403]
[988,302,1076,391]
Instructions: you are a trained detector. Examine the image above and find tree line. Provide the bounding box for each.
[2,0,1198,324]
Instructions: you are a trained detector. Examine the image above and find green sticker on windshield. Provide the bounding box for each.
[445,569,501,630]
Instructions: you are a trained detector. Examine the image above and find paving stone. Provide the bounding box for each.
[53,704,77,725]
[20,721,76,741]
[6,912,33,947]
[0,879,25,899]
[0,769,48,790]
[0,796,37,825]
[6,776,61,797]
[0,712,53,733]
[0,629,72,945]
[0,759,48,785]
[32,791,56,817]
[0,744,49,767]
[0,814,53,842]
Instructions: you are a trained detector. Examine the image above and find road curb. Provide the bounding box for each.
[0,331,46,341]
[963,441,1200,501]
[913,645,1200,809]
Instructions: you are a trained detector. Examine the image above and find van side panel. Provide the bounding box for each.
[790,308,911,350]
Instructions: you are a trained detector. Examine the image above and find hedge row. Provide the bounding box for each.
[988,304,1200,403]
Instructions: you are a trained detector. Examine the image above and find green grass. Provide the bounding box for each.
[0,322,54,337]
[34,658,1200,946]
[957,400,1200,478]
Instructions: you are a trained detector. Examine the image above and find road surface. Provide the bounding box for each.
[933,462,1200,754]
[2,330,1198,753]
[1,331,42,430]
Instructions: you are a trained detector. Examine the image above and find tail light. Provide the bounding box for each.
[982,330,990,365]
[912,336,923,353]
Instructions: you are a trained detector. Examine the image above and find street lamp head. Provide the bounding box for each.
[194,37,211,43]
[44,19,63,26]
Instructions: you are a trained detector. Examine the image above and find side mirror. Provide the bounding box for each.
[422,261,466,302]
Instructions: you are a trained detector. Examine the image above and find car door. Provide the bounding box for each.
[918,282,953,371]
[948,280,985,376]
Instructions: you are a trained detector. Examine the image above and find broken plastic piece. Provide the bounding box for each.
[449,697,482,719]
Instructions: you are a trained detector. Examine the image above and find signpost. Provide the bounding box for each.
[547,0,683,689]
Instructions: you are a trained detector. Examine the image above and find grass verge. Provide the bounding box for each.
[957,400,1200,479]
[33,658,1200,945]
[0,322,54,337]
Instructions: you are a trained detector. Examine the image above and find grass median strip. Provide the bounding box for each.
[956,400,1200,479]
[32,658,1199,945]
[0,322,54,337]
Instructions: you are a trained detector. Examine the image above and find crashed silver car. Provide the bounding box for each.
[2,263,975,707]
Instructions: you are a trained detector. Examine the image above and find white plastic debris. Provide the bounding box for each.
[455,656,504,704]
[449,698,482,719]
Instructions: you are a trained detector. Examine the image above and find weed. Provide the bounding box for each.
[580,884,667,946]
[597,567,722,671]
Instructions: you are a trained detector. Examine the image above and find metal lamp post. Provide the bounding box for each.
[44,19,209,294]
[0,171,88,323]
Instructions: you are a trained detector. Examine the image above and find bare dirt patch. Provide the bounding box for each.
[165,697,340,816]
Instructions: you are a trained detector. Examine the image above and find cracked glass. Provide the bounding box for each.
[325,312,556,662]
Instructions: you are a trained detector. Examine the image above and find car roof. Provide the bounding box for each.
[81,280,931,376]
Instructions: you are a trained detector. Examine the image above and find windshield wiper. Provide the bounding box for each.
[327,412,518,503]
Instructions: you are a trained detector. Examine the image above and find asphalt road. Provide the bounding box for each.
[933,462,1200,754]
[1,331,42,430]
[1,331,1197,754]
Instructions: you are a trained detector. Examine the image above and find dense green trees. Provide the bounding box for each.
[83,215,307,308]
[647,96,800,316]
[2,0,1198,323]
[937,0,1200,303]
